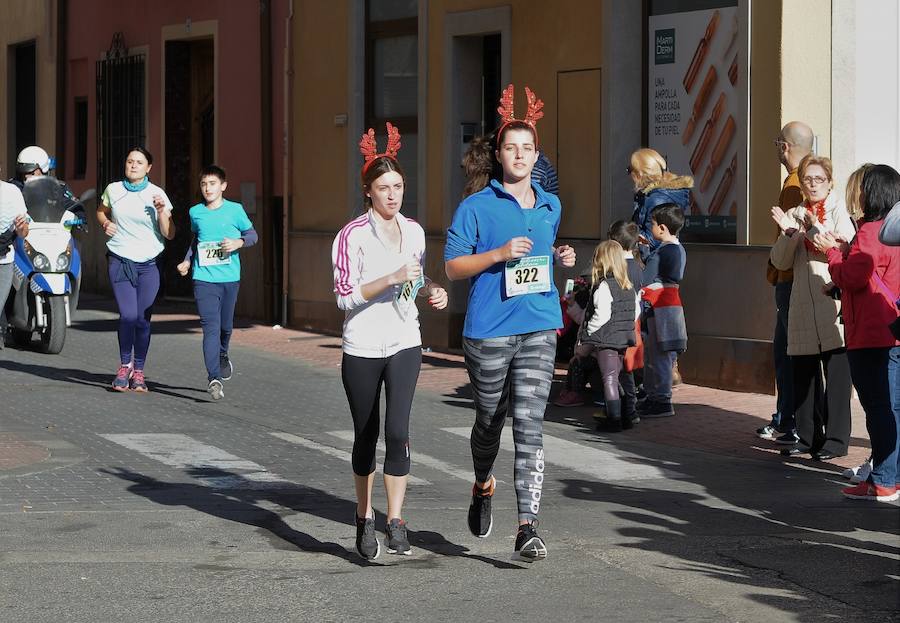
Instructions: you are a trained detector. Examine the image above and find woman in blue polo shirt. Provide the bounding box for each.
[177,165,256,400]
[444,85,576,563]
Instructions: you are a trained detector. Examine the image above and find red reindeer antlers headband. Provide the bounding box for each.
[359,122,402,173]
[497,84,544,144]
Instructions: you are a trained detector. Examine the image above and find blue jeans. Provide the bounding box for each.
[645,317,676,402]
[193,280,240,381]
[848,347,900,487]
[774,281,794,430]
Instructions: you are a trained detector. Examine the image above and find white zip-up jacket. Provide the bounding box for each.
[332,209,426,358]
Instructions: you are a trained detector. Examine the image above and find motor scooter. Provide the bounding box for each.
[7,176,93,354]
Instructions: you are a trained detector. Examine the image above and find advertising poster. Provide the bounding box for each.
[648,0,743,243]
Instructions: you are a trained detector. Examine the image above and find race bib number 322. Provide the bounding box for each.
[504,255,551,297]
[197,241,231,267]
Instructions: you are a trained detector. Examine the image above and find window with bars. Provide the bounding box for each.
[366,0,418,217]
[96,51,145,192]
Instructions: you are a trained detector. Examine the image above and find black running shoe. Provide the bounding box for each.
[467,476,495,538]
[355,514,380,560]
[774,431,799,445]
[385,518,411,555]
[513,520,548,562]
[220,353,233,381]
[637,400,675,418]
[780,445,812,457]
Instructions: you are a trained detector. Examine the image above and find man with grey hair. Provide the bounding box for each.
[759,121,814,443]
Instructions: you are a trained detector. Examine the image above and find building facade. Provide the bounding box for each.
[286,0,900,393]
[2,0,898,392]
[1,0,289,320]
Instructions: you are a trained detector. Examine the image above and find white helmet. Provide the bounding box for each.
[16,145,51,176]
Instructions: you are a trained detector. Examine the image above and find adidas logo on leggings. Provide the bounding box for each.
[529,448,545,514]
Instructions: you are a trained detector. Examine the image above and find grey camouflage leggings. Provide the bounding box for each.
[463,330,556,522]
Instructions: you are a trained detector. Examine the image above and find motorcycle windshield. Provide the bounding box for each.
[22,177,68,223]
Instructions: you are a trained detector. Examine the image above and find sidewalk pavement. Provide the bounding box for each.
[0,433,50,471]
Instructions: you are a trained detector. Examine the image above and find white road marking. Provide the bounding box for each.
[270,432,430,485]
[100,433,289,489]
[326,430,482,483]
[442,427,675,481]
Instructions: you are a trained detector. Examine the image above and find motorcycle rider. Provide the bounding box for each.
[10,146,86,226]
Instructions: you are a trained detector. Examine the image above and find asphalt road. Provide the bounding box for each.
[1,305,897,622]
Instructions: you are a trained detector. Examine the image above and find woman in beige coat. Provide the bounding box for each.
[770,155,855,460]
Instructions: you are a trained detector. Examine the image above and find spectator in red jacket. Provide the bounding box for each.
[816,164,900,502]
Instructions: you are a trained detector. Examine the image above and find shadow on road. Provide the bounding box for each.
[434,373,899,620]
[557,439,899,622]
[0,359,208,401]
[70,295,255,335]
[541,394,875,464]
[69,316,210,336]
[101,466,371,567]
[101,466,523,570]
[561,470,899,622]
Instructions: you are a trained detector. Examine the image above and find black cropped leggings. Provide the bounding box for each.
[341,346,422,477]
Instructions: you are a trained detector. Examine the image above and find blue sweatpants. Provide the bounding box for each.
[193,280,240,381]
[108,255,160,370]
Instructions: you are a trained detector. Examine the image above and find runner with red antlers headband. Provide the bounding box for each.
[332,122,449,560]
[359,121,401,173]
[496,83,545,144]
[444,85,577,562]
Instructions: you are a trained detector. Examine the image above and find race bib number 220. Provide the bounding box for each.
[197,241,231,267]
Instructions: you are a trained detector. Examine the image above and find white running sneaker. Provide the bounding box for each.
[208,379,225,400]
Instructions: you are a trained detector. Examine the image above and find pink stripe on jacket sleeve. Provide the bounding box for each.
[333,216,369,296]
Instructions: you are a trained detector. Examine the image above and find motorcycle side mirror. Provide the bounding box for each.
[78,188,97,204]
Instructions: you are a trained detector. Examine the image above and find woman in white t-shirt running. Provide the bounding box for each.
[96,147,175,392]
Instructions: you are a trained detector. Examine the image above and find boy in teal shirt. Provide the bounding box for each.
[177,165,257,400]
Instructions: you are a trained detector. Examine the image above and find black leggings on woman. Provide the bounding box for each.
[341,346,422,477]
